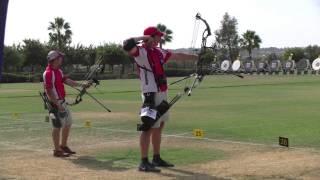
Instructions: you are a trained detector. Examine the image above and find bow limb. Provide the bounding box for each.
[83,91,111,112]
[68,86,111,112]
[80,57,103,87]
[187,74,204,96]
[196,13,211,49]
[67,87,86,106]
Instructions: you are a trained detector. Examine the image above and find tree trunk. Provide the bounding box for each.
[120,64,125,78]
[110,65,114,73]
[227,40,232,60]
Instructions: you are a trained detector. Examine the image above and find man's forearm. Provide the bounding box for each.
[132,36,150,42]
[125,36,151,45]
[64,78,80,87]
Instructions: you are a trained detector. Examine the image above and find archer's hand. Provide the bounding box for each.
[81,81,93,89]
[143,35,154,46]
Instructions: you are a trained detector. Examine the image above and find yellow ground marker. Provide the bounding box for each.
[193,128,204,138]
[85,120,92,128]
[12,113,20,120]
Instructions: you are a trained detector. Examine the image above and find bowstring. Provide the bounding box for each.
[169,17,201,97]
[190,18,200,54]
[183,18,201,92]
[79,57,103,87]
[67,57,102,105]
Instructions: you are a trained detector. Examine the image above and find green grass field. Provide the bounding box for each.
[1,75,320,169]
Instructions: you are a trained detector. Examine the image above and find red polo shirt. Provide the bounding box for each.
[43,64,67,100]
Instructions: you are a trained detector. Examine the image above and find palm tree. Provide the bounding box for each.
[156,24,173,48]
[240,30,261,59]
[48,17,72,50]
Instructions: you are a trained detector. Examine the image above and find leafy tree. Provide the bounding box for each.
[240,30,262,59]
[200,50,216,65]
[283,47,305,62]
[84,45,97,68]
[48,17,72,50]
[73,44,98,71]
[305,45,320,60]
[97,43,129,75]
[213,41,229,61]
[3,45,23,71]
[266,53,279,62]
[156,24,173,48]
[72,44,87,65]
[215,12,240,61]
[22,39,48,71]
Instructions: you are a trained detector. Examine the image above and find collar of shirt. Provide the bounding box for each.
[47,64,60,71]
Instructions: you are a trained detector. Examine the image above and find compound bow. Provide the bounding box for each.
[168,13,213,107]
[67,57,111,112]
[170,13,243,103]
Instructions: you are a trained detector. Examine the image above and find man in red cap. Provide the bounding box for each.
[43,50,90,157]
[123,27,174,172]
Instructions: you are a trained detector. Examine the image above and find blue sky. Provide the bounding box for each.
[4,0,320,49]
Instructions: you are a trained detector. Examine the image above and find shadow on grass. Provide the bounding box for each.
[69,156,130,172]
[158,167,230,180]
[69,156,230,179]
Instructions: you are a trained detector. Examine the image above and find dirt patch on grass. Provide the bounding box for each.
[193,145,320,179]
[162,137,320,179]
[1,136,320,179]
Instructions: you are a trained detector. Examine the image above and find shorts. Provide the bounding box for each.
[141,91,169,128]
[50,100,72,128]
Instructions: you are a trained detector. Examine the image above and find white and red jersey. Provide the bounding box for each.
[43,64,67,100]
[132,45,171,93]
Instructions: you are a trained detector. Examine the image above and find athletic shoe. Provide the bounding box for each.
[152,158,174,167]
[60,146,76,154]
[53,150,70,157]
[138,161,161,172]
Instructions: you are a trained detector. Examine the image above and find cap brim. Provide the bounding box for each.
[48,52,65,61]
[157,32,164,37]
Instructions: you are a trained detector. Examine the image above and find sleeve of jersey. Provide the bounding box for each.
[43,71,53,90]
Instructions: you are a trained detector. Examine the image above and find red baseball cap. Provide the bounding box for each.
[143,26,164,37]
